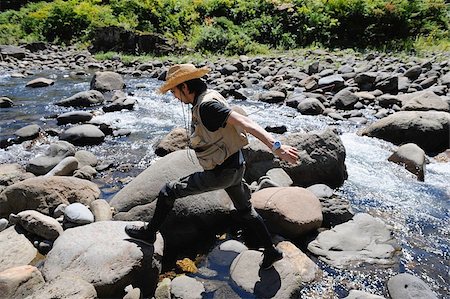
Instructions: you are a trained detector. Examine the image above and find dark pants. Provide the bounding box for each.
[149,164,274,249]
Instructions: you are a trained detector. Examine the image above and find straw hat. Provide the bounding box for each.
[159,64,210,94]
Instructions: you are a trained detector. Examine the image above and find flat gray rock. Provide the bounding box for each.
[14,124,41,140]
[230,241,321,299]
[307,213,398,268]
[55,90,105,107]
[25,77,54,88]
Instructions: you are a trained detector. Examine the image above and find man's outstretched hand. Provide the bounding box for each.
[274,145,299,165]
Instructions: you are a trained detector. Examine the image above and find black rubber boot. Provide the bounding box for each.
[124,223,156,243]
[260,246,283,270]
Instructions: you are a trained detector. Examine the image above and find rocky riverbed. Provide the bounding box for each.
[0,44,449,299]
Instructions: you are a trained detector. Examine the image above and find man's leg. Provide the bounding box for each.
[126,168,242,242]
[225,179,283,269]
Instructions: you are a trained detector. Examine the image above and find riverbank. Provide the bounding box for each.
[0,44,449,298]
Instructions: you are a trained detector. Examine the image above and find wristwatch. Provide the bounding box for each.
[272,140,282,152]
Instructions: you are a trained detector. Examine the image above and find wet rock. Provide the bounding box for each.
[361,111,450,154]
[55,90,105,107]
[103,97,136,112]
[0,176,100,218]
[0,265,45,299]
[26,275,97,299]
[388,143,426,181]
[387,273,438,299]
[230,241,320,298]
[0,226,37,272]
[60,124,105,145]
[42,221,163,297]
[26,141,76,175]
[171,275,205,299]
[90,71,125,92]
[9,210,63,240]
[25,77,54,88]
[251,187,322,238]
[14,124,41,141]
[57,111,93,125]
[0,96,13,108]
[318,196,354,228]
[208,240,248,267]
[307,213,398,268]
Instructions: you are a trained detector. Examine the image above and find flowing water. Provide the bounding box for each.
[0,71,449,298]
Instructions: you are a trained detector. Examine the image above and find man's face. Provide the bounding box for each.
[170,85,189,104]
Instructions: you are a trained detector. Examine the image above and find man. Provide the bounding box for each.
[125,64,299,269]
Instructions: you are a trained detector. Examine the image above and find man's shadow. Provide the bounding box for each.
[254,267,282,298]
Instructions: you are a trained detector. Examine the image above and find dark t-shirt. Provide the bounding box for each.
[197,100,243,170]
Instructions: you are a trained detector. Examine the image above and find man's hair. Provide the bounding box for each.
[177,78,207,95]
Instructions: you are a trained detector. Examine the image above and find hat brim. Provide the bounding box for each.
[158,68,210,94]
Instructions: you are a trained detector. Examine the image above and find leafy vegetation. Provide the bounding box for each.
[0,0,448,54]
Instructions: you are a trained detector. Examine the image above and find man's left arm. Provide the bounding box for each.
[227,111,299,164]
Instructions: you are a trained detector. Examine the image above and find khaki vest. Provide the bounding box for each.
[191,89,248,170]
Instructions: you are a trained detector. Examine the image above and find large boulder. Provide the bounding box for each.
[42,221,163,298]
[0,226,37,272]
[251,187,322,238]
[111,150,233,251]
[307,213,398,268]
[361,111,450,154]
[110,149,202,213]
[244,128,348,188]
[91,26,136,54]
[230,241,321,298]
[0,176,100,218]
